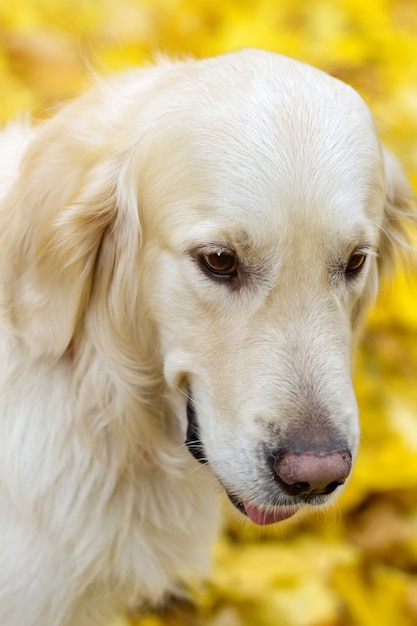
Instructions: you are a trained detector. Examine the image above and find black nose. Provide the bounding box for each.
[272,448,352,498]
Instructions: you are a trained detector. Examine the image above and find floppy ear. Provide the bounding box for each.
[379,148,416,275]
[1,96,141,360]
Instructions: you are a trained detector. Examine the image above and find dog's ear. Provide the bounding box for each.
[1,97,141,359]
[379,148,416,275]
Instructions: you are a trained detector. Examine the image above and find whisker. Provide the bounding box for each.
[175,384,205,413]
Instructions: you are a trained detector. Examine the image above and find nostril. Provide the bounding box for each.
[323,480,344,495]
[273,448,352,498]
[277,480,311,497]
[292,481,310,495]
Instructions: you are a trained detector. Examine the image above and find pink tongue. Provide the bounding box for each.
[243,502,298,526]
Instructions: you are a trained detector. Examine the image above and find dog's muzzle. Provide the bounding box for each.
[184,394,347,526]
[185,397,299,525]
[186,397,248,515]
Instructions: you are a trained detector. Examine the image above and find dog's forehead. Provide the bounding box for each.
[152,50,379,150]
[140,51,384,249]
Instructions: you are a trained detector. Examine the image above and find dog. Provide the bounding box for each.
[0,49,414,626]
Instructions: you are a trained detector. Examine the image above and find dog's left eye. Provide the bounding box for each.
[201,251,238,279]
[345,253,366,276]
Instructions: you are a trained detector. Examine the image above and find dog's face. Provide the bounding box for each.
[137,71,380,522]
[2,50,413,525]
[135,52,395,523]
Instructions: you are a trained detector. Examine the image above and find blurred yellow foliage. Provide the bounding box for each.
[1,1,416,624]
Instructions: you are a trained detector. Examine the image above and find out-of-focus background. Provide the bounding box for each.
[1,1,416,625]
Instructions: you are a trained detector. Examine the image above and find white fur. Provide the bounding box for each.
[0,50,414,626]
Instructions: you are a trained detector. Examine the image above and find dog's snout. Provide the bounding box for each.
[273,448,352,498]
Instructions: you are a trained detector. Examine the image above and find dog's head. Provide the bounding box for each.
[2,50,414,524]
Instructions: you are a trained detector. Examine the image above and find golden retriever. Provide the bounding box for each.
[0,49,414,626]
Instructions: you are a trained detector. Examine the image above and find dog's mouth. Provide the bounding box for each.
[185,397,299,526]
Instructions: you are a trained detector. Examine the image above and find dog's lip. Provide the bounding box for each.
[227,492,300,525]
[185,395,206,463]
[186,395,300,526]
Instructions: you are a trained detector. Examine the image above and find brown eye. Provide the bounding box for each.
[202,251,238,278]
[345,253,366,276]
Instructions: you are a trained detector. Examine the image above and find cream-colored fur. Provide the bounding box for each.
[0,49,414,626]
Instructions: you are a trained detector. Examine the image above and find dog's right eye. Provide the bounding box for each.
[201,251,238,280]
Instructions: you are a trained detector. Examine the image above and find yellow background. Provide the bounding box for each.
[1,1,417,624]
